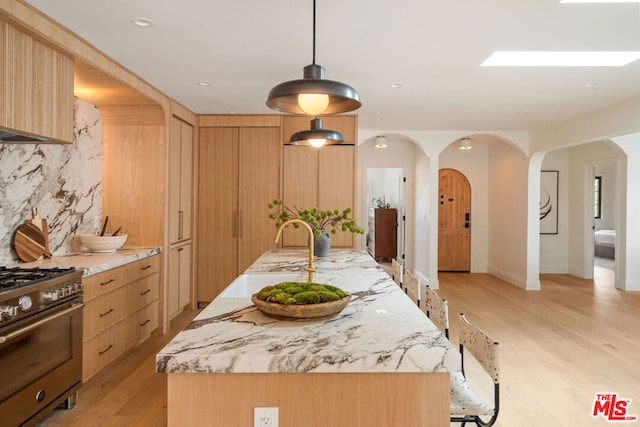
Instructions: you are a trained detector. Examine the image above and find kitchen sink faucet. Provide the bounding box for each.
[274,219,316,283]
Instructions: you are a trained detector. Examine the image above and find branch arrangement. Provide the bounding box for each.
[268,199,364,236]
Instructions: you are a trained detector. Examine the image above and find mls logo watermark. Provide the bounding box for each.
[592,393,638,422]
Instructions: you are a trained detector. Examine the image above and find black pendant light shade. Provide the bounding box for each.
[289,118,344,147]
[266,0,361,116]
[267,65,361,115]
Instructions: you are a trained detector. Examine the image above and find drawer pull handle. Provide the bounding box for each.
[141,265,152,271]
[100,279,115,286]
[140,319,151,327]
[99,308,114,318]
[99,344,113,355]
[140,289,151,296]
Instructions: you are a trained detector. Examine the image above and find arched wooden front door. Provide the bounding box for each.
[438,168,471,271]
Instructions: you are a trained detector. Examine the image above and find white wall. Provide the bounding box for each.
[367,168,404,209]
[487,142,529,287]
[566,142,618,278]
[413,149,431,284]
[594,161,617,231]
[539,149,569,274]
[439,144,489,272]
[611,133,640,291]
[357,137,417,271]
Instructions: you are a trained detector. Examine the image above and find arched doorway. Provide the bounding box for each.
[438,168,471,271]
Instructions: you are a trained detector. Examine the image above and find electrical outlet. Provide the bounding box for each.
[254,407,279,427]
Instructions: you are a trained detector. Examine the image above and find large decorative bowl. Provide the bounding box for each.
[251,294,351,321]
[80,234,128,253]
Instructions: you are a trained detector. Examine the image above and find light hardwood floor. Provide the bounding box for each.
[440,266,640,427]
[38,266,639,426]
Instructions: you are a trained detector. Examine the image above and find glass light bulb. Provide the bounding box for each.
[308,139,326,148]
[298,93,329,115]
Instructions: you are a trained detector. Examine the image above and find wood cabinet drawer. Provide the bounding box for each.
[83,321,127,382]
[126,255,161,283]
[126,300,159,348]
[83,266,127,301]
[83,286,128,341]
[126,272,160,313]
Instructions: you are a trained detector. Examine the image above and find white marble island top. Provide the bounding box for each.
[157,249,460,374]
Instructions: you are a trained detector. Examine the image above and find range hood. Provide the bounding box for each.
[0,128,55,143]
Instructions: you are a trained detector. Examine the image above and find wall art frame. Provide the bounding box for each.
[540,170,559,235]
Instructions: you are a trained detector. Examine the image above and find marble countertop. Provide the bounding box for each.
[157,249,460,374]
[14,247,162,276]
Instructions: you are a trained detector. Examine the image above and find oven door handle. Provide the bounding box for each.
[0,302,84,344]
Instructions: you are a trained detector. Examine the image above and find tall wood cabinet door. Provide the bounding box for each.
[168,243,192,319]
[168,245,180,318]
[238,127,282,272]
[169,117,193,243]
[197,127,239,303]
[319,145,355,247]
[178,244,191,309]
[283,146,319,247]
[179,122,194,240]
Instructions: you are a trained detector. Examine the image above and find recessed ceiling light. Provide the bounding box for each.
[389,83,403,89]
[481,51,640,67]
[198,81,213,87]
[373,111,383,115]
[132,18,155,27]
[516,111,529,117]
[584,82,599,88]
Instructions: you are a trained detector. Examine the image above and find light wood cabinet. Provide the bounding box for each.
[282,145,356,248]
[82,255,161,381]
[168,242,191,319]
[169,116,193,243]
[0,19,74,143]
[197,120,281,304]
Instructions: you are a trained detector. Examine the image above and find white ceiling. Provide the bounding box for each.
[26,0,640,131]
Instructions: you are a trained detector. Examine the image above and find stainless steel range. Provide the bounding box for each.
[0,266,83,426]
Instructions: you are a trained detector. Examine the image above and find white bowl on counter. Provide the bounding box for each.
[80,234,128,253]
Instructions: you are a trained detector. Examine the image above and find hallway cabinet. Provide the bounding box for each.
[197,118,281,304]
[367,208,397,260]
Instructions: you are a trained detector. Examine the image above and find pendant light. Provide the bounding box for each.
[459,137,472,150]
[266,0,361,115]
[289,118,344,148]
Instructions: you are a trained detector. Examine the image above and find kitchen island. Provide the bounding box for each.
[157,249,460,426]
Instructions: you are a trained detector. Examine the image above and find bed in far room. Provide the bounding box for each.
[594,229,615,259]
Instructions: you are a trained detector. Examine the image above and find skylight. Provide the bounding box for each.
[481,51,640,67]
[560,0,640,3]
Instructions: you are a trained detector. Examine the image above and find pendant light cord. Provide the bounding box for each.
[312,0,316,65]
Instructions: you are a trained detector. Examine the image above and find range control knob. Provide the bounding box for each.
[18,295,33,311]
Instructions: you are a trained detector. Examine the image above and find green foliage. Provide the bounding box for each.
[268,199,364,236]
[256,282,348,305]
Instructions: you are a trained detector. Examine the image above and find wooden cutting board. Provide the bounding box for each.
[14,221,52,262]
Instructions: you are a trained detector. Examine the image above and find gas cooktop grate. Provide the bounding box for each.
[0,266,77,291]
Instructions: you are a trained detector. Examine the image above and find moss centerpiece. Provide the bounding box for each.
[251,282,351,320]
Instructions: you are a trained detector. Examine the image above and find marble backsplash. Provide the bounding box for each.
[0,98,103,265]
